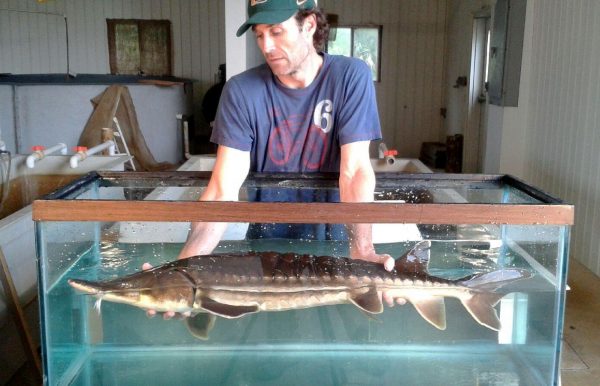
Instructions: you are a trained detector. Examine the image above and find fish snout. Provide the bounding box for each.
[68,279,103,295]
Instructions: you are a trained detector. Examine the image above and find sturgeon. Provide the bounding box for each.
[68,241,531,339]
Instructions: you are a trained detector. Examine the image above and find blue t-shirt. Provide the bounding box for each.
[210,54,382,240]
[211,53,382,172]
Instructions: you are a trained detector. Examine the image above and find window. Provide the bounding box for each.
[327,26,382,81]
[107,19,172,76]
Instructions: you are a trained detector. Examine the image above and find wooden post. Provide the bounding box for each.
[0,247,42,379]
[101,127,115,155]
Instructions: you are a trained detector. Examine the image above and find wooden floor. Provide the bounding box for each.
[561,259,600,385]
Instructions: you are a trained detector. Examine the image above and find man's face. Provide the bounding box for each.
[253,15,314,77]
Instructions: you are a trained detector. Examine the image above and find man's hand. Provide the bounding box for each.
[141,262,191,320]
[349,250,407,307]
[349,250,395,272]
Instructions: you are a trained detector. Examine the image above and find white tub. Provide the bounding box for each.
[175,154,432,173]
[0,154,129,383]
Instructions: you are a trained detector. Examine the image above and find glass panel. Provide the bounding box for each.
[139,22,171,76]
[327,27,351,56]
[37,217,566,385]
[59,174,549,204]
[114,23,140,74]
[353,28,380,81]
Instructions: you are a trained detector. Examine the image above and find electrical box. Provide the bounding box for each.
[488,0,527,106]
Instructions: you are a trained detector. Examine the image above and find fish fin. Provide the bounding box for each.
[359,309,382,322]
[409,296,446,330]
[460,269,532,291]
[349,287,383,314]
[185,313,216,340]
[395,240,432,273]
[461,293,505,331]
[200,297,260,319]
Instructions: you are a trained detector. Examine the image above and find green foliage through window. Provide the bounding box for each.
[327,26,381,81]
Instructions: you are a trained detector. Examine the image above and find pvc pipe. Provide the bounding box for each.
[378,142,389,159]
[26,152,42,169]
[69,152,85,169]
[26,143,67,168]
[69,141,115,169]
[378,142,397,165]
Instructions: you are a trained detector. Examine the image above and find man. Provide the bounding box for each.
[149,0,404,319]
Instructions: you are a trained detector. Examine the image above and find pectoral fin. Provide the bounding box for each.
[349,287,383,314]
[461,293,504,331]
[409,296,447,330]
[185,313,216,340]
[200,297,260,318]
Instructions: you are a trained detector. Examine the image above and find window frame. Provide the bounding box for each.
[326,25,383,82]
[107,19,173,76]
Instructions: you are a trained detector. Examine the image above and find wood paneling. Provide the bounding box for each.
[524,0,600,275]
[1,0,444,157]
[320,0,447,158]
[0,0,224,96]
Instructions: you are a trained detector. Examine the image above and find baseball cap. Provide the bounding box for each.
[236,0,318,37]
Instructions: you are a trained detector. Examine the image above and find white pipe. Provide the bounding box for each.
[377,142,397,165]
[26,143,67,169]
[378,142,389,159]
[183,120,191,160]
[69,141,115,169]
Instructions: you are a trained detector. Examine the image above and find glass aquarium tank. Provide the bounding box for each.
[33,172,573,386]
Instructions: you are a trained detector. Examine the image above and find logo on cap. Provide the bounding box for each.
[251,0,267,6]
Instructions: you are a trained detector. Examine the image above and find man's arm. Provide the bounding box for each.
[339,141,395,272]
[177,145,250,259]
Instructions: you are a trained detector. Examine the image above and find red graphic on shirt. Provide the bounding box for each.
[268,113,329,171]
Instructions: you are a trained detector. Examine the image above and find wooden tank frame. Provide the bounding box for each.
[32,171,574,226]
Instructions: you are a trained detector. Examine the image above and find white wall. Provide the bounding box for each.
[224,0,247,80]
[444,0,493,173]
[0,0,224,81]
[494,0,600,276]
[0,83,189,164]
[1,0,450,160]
[0,0,225,138]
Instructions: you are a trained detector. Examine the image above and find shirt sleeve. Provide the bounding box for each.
[336,59,382,145]
[210,79,254,151]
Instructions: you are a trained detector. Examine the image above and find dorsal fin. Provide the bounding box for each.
[395,240,431,273]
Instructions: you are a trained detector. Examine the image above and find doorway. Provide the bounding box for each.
[464,15,491,173]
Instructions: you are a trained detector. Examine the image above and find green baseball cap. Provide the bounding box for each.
[236,0,317,37]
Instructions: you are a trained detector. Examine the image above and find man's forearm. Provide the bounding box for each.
[339,159,377,257]
[177,221,228,259]
[177,145,249,260]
